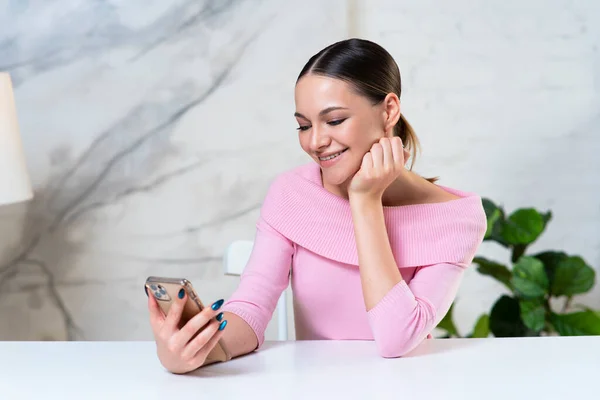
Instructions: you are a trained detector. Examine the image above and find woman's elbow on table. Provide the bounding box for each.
[369,300,437,358]
[375,334,427,358]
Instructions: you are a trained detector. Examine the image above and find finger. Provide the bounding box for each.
[361,152,373,172]
[147,288,165,331]
[379,138,393,169]
[370,143,383,169]
[391,137,404,167]
[403,148,411,167]
[173,299,223,347]
[180,319,221,360]
[190,326,227,367]
[163,288,186,334]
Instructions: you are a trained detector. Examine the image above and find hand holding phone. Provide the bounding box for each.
[145,277,230,374]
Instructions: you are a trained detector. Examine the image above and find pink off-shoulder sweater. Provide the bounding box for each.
[222,163,487,357]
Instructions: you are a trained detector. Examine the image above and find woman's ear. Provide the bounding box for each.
[382,93,401,136]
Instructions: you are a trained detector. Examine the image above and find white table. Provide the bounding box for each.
[0,337,597,399]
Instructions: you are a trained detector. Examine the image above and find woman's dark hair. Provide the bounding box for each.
[297,38,431,178]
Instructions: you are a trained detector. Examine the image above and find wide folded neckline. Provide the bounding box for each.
[260,163,487,268]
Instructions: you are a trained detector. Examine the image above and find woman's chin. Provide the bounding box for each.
[321,169,352,187]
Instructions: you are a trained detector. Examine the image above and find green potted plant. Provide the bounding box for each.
[437,198,600,338]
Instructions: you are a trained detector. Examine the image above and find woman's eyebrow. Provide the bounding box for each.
[294,106,349,119]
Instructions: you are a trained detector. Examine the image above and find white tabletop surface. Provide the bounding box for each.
[0,336,597,399]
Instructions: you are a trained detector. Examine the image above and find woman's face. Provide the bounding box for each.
[294,74,396,187]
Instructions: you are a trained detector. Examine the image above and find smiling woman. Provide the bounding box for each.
[293,40,444,203]
[146,38,487,374]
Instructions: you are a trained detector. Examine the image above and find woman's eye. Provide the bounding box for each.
[328,118,347,126]
[296,126,310,131]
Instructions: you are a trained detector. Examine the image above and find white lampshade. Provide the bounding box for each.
[0,72,33,206]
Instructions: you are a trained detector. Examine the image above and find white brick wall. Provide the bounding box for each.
[361,0,600,335]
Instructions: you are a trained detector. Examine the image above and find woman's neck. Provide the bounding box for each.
[383,172,460,206]
[323,170,431,206]
[381,172,430,206]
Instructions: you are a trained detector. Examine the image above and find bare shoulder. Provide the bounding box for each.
[417,179,461,205]
[385,173,462,206]
[429,185,461,203]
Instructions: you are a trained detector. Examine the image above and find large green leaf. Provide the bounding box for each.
[481,198,508,246]
[470,314,490,338]
[482,199,503,240]
[533,251,568,290]
[551,256,596,296]
[473,256,513,290]
[436,302,459,337]
[500,208,547,246]
[541,211,552,225]
[511,256,549,298]
[572,305,600,319]
[519,298,546,332]
[490,296,529,337]
[510,244,528,264]
[550,311,600,336]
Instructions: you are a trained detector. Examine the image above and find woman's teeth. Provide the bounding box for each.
[319,150,346,161]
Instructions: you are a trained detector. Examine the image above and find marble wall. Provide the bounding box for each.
[0,0,599,341]
[0,0,349,340]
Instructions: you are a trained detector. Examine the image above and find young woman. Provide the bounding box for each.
[147,38,487,374]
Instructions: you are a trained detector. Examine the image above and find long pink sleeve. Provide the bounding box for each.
[367,262,467,357]
[221,217,294,348]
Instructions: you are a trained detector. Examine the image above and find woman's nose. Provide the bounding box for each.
[310,128,331,151]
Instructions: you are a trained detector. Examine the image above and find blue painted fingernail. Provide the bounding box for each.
[211,299,224,310]
[178,289,185,299]
[216,312,224,321]
[218,320,228,331]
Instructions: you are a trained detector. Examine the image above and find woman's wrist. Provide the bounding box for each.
[349,192,383,210]
[349,193,385,227]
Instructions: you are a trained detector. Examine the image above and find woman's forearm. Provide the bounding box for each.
[350,195,403,311]
[219,312,259,360]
